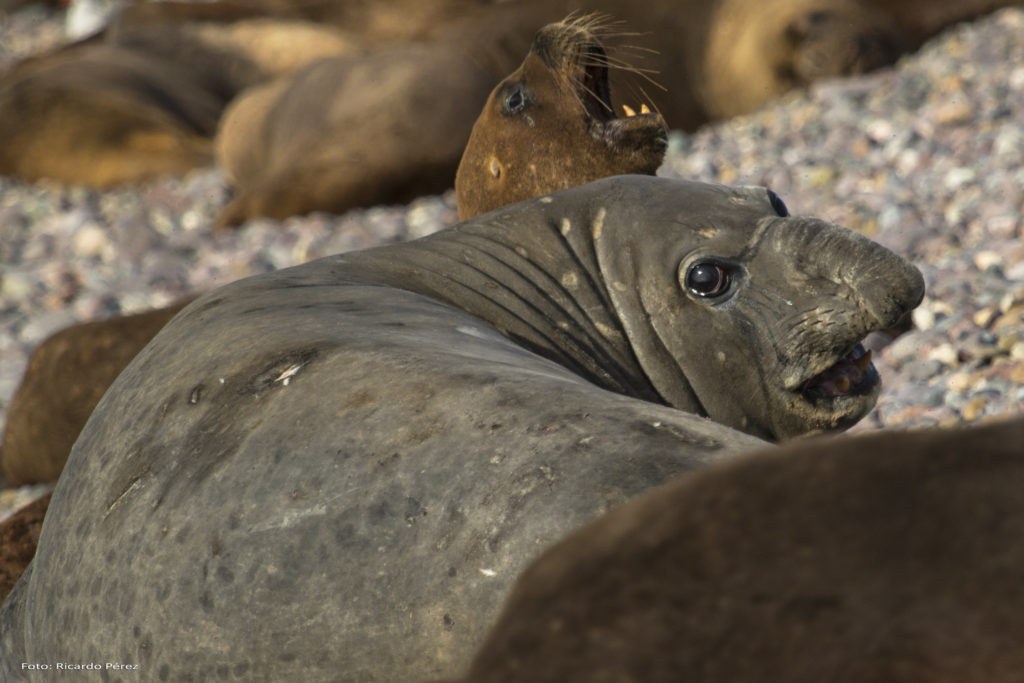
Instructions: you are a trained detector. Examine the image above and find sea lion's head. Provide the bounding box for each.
[534,176,925,440]
[455,14,668,220]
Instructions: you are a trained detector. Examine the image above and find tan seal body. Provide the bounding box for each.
[213,5,539,227]
[1,176,922,681]
[443,417,1024,683]
[0,493,49,604]
[0,43,222,187]
[455,15,667,221]
[1,300,193,485]
[0,3,354,187]
[2,0,1017,194]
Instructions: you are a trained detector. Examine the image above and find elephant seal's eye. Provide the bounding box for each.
[503,85,527,115]
[767,189,789,217]
[685,261,730,298]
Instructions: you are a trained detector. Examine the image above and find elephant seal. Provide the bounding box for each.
[1,300,193,486]
[0,176,923,681]
[0,17,667,594]
[441,417,1024,683]
[1,14,664,491]
[454,14,668,221]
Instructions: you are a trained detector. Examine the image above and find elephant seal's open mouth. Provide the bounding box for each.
[798,343,878,401]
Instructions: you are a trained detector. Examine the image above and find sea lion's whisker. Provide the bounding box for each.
[579,56,661,77]
[612,43,661,55]
[574,81,615,113]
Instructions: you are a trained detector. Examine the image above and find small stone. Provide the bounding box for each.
[998,334,1021,353]
[911,307,935,331]
[931,99,974,125]
[993,305,1024,331]
[1006,262,1024,282]
[944,167,977,190]
[926,343,959,367]
[906,359,945,382]
[973,250,1004,271]
[865,118,895,142]
[962,396,988,422]
[973,307,1000,328]
[1,272,34,301]
[946,371,972,394]
[73,224,108,256]
[931,300,955,318]
[1012,342,1024,361]
[1001,293,1024,313]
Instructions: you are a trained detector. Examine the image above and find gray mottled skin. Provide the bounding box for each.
[0,177,923,682]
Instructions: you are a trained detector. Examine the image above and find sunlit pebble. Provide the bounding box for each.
[974,250,1004,271]
[911,307,935,330]
[73,224,108,256]
[1,273,34,302]
[943,167,977,190]
[927,343,959,367]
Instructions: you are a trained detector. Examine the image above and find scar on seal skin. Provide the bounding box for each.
[437,417,1024,683]
[455,13,668,221]
[0,176,924,681]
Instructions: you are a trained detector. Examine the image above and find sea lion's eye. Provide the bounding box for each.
[503,85,527,115]
[767,189,789,217]
[685,260,730,298]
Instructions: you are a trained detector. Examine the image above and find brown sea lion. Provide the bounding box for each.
[0,5,353,187]
[0,492,49,605]
[0,43,222,187]
[3,0,1016,196]
[441,416,1024,683]
[700,0,908,119]
[214,0,1022,223]
[213,4,542,227]
[1,300,193,486]
[454,14,668,221]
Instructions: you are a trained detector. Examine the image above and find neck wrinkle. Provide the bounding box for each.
[381,224,663,403]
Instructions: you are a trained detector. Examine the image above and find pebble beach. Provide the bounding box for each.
[1,5,1023,516]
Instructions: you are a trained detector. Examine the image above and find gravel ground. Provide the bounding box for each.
[1,6,1023,516]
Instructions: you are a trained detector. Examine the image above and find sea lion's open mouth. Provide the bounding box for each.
[796,343,879,402]
[576,43,665,149]
[580,44,616,123]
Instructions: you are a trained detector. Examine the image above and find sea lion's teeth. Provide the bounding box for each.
[622,104,637,117]
[835,377,852,394]
[640,103,651,114]
[854,349,872,372]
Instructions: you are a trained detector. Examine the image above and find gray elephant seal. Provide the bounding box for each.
[454,14,667,221]
[441,416,1024,683]
[0,177,923,681]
